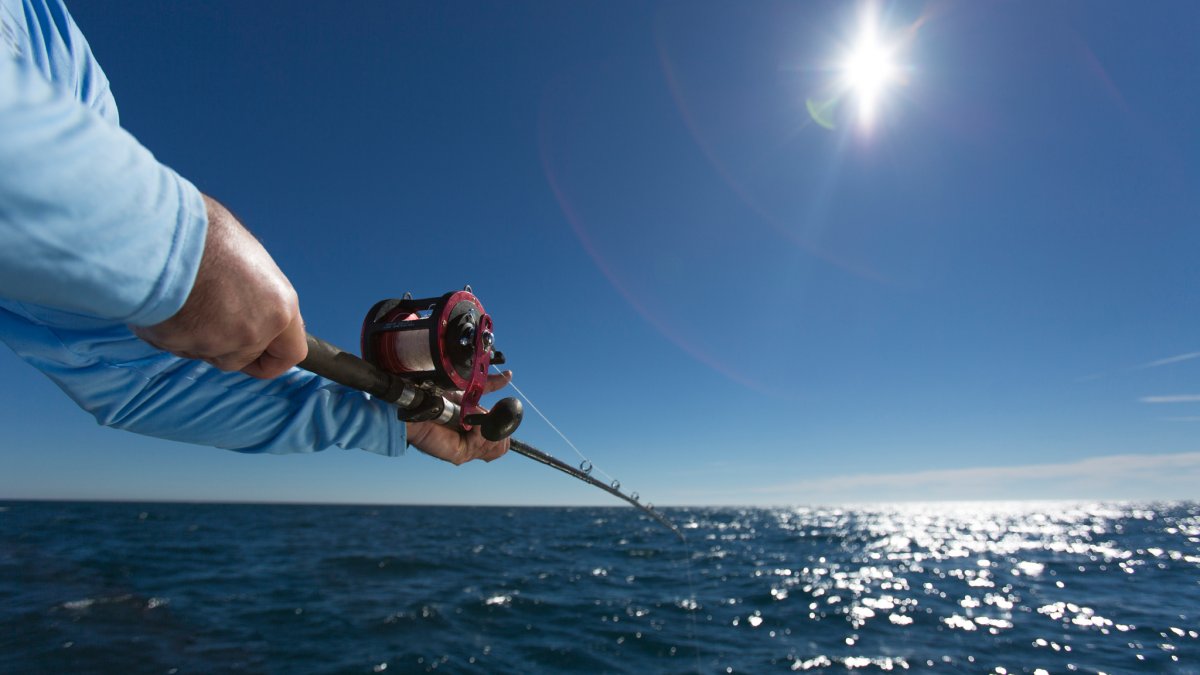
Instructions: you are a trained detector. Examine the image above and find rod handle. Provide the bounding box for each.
[300,333,406,402]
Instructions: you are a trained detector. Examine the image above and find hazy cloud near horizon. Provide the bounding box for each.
[1140,395,1200,404]
[740,451,1200,504]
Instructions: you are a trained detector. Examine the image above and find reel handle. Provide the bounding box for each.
[465,397,524,442]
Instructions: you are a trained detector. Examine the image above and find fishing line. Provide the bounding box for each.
[493,365,616,484]
[485,366,682,536]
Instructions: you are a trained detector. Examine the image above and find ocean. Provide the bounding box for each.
[1,501,1196,673]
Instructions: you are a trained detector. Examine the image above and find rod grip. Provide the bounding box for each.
[300,333,406,402]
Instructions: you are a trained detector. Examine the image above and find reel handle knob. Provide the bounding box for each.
[464,397,524,441]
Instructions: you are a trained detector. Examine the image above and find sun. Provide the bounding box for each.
[838,5,902,130]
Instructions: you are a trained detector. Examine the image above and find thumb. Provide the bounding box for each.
[482,370,513,394]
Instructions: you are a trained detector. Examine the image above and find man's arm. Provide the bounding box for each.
[1,43,308,376]
[0,32,504,463]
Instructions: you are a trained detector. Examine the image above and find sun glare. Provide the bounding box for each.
[839,6,901,130]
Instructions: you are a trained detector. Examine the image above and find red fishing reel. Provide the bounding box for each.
[360,287,520,439]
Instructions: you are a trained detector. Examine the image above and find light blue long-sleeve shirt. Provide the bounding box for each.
[0,0,405,456]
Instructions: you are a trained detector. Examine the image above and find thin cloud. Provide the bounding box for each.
[1140,394,1200,404]
[1142,351,1200,369]
[744,451,1200,503]
[1079,349,1200,382]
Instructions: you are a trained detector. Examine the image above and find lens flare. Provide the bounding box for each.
[812,2,913,135]
[839,6,900,130]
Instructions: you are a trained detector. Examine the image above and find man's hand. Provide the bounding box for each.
[133,195,307,378]
[406,371,513,465]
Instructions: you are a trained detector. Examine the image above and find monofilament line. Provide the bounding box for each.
[493,365,617,485]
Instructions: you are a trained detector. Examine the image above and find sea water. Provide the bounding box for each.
[1,501,1197,673]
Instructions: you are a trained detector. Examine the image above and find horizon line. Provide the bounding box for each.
[3,496,1197,509]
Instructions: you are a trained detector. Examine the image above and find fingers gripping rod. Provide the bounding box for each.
[299,334,684,540]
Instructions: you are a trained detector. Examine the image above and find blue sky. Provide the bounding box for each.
[1,0,1198,506]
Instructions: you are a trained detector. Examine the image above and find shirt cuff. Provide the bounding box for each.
[124,172,208,327]
[387,407,407,457]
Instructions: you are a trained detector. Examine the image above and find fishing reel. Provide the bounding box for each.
[359,287,523,441]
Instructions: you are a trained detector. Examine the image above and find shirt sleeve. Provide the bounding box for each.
[0,51,207,326]
[0,310,407,456]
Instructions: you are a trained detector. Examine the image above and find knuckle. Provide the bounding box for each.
[269,305,292,333]
[262,303,296,340]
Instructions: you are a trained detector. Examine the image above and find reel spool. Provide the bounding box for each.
[360,287,504,420]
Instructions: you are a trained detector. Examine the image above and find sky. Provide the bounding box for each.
[1,0,1198,506]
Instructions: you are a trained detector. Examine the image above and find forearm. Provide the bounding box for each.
[0,312,405,456]
[106,357,407,456]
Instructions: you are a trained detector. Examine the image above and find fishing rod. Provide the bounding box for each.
[298,287,684,541]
